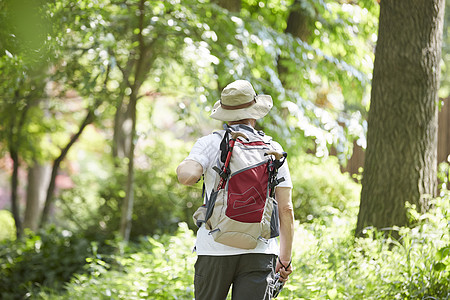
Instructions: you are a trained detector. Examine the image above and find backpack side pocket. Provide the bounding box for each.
[270,198,280,238]
[193,205,206,228]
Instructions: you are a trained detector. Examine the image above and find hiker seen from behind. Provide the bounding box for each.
[177,80,294,299]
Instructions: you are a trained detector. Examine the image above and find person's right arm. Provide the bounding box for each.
[176,160,203,186]
[177,133,221,186]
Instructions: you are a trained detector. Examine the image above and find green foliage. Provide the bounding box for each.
[58,134,201,240]
[1,1,448,297]
[0,210,16,242]
[214,0,379,157]
[284,195,450,299]
[0,0,54,64]
[0,0,62,161]
[0,226,93,299]
[40,223,196,299]
[290,153,361,223]
[36,196,449,300]
[438,159,450,192]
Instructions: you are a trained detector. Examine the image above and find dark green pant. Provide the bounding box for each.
[194,254,277,300]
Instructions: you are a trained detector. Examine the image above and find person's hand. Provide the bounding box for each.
[275,258,293,282]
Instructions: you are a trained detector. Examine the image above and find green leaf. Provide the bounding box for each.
[327,288,338,299]
[434,262,447,272]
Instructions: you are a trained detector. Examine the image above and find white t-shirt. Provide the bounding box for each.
[185,124,292,256]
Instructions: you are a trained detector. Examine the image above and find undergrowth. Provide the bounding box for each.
[32,194,449,300]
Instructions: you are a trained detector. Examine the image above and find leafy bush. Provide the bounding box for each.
[289,154,361,222]
[40,223,196,299]
[283,195,450,300]
[0,210,16,241]
[0,226,93,299]
[438,159,449,192]
[36,194,449,300]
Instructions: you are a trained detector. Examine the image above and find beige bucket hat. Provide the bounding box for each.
[210,80,273,121]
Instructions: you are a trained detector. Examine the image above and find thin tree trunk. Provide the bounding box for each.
[24,96,51,231]
[119,92,137,241]
[8,95,30,238]
[356,0,445,235]
[113,59,134,159]
[113,97,128,159]
[40,110,95,227]
[437,96,450,164]
[39,63,110,228]
[9,149,22,238]
[119,0,153,241]
[23,162,51,231]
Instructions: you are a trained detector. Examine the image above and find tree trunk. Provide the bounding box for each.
[437,96,450,164]
[277,0,313,85]
[119,92,137,241]
[23,162,51,231]
[24,97,51,231]
[118,0,156,241]
[113,98,132,159]
[284,0,312,42]
[356,0,445,235]
[9,149,22,238]
[40,110,95,227]
[113,65,133,160]
[215,0,240,12]
[8,95,30,238]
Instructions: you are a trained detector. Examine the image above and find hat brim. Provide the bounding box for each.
[209,95,273,121]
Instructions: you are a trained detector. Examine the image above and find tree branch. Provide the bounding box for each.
[40,108,95,227]
[39,58,112,227]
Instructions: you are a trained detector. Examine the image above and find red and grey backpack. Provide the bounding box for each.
[193,124,287,249]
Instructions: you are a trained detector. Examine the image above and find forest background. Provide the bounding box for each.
[0,0,449,299]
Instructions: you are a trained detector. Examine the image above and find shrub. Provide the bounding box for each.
[0,210,16,241]
[34,193,449,300]
[0,226,93,299]
[38,195,449,300]
[41,223,196,299]
[289,154,361,223]
[282,195,450,300]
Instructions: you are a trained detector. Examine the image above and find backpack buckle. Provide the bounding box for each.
[213,166,228,180]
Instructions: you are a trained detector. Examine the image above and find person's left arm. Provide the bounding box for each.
[271,141,294,281]
[275,186,294,281]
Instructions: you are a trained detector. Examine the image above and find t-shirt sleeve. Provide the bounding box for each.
[277,161,292,188]
[184,134,221,173]
[271,141,293,189]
